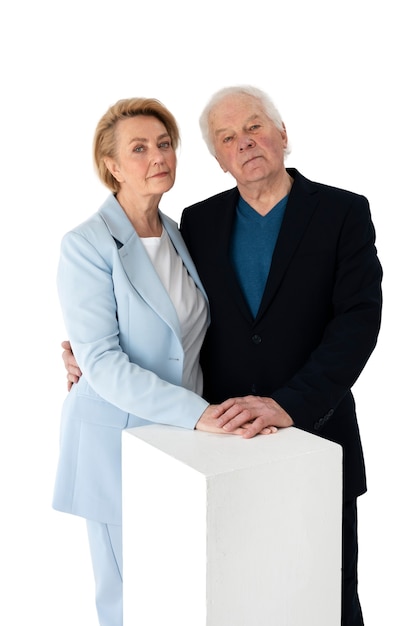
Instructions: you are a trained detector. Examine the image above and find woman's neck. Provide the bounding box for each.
[116,191,163,237]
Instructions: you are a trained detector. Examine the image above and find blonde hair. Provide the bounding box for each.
[93,97,180,193]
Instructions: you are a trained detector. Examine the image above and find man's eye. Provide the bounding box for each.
[249,124,261,131]
[223,136,233,143]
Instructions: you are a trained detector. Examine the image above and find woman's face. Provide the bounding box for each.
[106,115,176,200]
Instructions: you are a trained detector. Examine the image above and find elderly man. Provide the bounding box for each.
[180,86,382,625]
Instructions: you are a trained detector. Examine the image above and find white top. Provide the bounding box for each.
[141,228,208,395]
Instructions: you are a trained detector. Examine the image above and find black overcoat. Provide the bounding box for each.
[180,168,383,500]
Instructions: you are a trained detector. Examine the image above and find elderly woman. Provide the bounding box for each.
[52,97,268,626]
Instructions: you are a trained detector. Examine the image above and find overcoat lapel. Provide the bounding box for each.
[213,190,256,323]
[208,173,320,324]
[256,170,319,320]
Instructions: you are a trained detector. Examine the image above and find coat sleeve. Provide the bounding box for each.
[57,229,208,428]
[272,196,383,431]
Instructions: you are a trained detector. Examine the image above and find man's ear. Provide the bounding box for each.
[281,123,288,150]
[215,155,228,173]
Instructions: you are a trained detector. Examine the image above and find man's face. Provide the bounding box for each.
[209,94,288,188]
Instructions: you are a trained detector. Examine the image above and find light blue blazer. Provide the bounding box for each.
[52,194,210,525]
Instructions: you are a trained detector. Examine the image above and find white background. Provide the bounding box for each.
[1,0,416,623]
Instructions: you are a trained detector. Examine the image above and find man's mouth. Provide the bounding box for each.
[243,155,261,166]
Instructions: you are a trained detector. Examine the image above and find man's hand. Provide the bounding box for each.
[61,340,82,391]
[213,395,293,439]
[196,403,278,436]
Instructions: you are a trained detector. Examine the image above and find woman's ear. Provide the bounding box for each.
[104,157,123,183]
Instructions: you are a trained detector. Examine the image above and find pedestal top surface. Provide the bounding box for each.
[124,425,341,477]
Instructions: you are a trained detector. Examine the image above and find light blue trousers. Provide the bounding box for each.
[86,520,123,626]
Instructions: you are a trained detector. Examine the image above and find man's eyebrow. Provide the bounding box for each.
[214,114,261,137]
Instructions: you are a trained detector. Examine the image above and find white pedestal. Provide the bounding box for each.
[122,426,342,626]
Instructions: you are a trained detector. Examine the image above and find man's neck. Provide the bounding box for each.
[237,171,294,216]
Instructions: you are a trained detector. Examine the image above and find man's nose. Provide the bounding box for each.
[238,136,255,152]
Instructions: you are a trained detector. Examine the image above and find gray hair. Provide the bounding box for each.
[199,85,291,157]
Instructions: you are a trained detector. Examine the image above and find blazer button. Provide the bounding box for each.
[314,417,325,430]
[251,334,262,344]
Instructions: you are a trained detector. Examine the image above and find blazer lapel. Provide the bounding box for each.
[162,215,209,307]
[98,195,182,338]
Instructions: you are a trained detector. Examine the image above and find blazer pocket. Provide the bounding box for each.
[70,379,129,429]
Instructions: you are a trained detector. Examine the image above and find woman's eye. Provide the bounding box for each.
[134,146,144,152]
[159,141,171,149]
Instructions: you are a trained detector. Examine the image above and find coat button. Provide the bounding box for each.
[251,334,262,344]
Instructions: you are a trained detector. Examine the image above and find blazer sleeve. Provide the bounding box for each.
[272,195,383,430]
[57,229,208,429]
